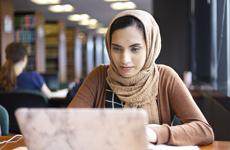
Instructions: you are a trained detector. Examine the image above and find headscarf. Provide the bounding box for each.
[106,10,161,123]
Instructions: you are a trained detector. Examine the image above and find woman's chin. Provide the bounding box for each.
[119,71,136,78]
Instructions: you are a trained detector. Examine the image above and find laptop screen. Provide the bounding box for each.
[15,108,148,150]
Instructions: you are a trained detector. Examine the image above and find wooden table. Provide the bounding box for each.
[199,141,230,150]
[0,136,25,150]
[1,136,230,150]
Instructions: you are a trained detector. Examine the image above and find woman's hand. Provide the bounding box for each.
[145,125,158,143]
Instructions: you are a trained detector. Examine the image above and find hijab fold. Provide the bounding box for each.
[106,10,161,124]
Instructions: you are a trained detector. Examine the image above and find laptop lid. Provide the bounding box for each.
[15,108,148,150]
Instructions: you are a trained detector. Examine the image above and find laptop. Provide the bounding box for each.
[15,108,148,150]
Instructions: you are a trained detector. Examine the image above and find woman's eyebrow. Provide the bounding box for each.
[129,43,142,47]
[111,43,122,47]
[111,43,142,48]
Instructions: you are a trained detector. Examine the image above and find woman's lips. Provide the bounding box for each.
[120,66,134,72]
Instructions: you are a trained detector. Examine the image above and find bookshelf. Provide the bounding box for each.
[44,22,59,74]
[66,28,75,81]
[45,21,67,83]
[14,12,36,71]
[13,12,45,72]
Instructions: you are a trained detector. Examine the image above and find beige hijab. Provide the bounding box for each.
[106,10,161,124]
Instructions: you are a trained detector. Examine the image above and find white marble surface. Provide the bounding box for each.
[15,108,148,150]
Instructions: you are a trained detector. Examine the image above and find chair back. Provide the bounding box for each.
[0,90,48,134]
[0,105,9,135]
[194,91,230,140]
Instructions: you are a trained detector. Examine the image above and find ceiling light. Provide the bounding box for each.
[68,14,90,22]
[88,24,98,29]
[89,19,98,26]
[49,4,74,13]
[80,14,90,20]
[97,27,108,34]
[68,14,81,21]
[104,0,128,2]
[110,2,136,10]
[79,19,90,26]
[31,0,60,5]
[88,19,98,29]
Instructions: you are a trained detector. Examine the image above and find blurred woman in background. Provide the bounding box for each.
[0,42,67,98]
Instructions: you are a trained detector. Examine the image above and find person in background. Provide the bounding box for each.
[68,10,214,145]
[0,42,67,98]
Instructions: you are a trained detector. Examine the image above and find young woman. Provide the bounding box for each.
[0,42,67,98]
[68,10,214,145]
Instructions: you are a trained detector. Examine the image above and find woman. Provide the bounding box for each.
[0,42,66,98]
[68,10,214,145]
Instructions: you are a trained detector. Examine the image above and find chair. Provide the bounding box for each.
[0,105,9,135]
[194,90,230,140]
[0,90,48,134]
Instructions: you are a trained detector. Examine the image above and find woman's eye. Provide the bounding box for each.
[112,47,122,52]
[131,47,140,53]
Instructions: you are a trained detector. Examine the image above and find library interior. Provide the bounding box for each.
[0,0,230,150]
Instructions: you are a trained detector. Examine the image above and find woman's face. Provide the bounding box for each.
[111,25,146,78]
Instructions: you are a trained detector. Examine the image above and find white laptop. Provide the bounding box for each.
[15,108,148,150]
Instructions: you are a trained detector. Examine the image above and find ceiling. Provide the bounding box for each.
[12,0,153,32]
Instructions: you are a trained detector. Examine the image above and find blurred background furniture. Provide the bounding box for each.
[0,105,9,135]
[0,90,48,134]
[191,89,230,141]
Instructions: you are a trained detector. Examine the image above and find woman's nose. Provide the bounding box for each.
[121,51,131,64]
